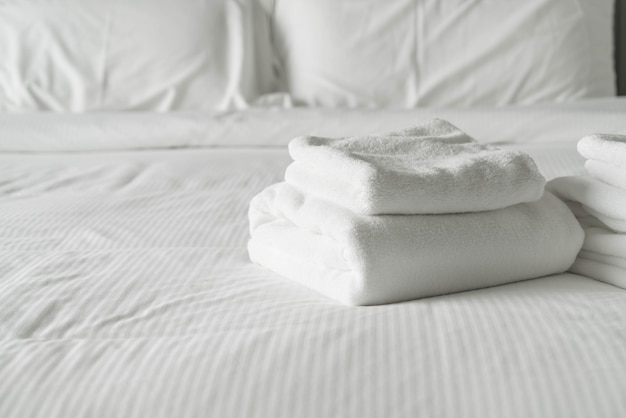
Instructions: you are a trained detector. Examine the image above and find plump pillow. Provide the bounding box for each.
[272,0,616,108]
[0,0,276,112]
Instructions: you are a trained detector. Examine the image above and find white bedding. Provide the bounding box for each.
[1,104,626,417]
[1,97,626,151]
[0,0,276,112]
[271,0,615,107]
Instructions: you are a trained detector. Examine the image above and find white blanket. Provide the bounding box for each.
[248,182,583,305]
[285,119,545,215]
[2,123,626,418]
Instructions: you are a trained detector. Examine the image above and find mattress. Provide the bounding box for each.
[1,100,626,418]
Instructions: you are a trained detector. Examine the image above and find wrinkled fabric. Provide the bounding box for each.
[273,0,615,107]
[0,0,276,112]
[0,98,625,151]
[0,143,625,417]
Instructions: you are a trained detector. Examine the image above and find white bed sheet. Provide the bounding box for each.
[1,108,626,418]
[1,97,626,151]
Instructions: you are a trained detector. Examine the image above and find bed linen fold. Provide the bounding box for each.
[0,98,625,151]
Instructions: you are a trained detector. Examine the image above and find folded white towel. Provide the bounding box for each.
[570,226,626,290]
[285,119,546,215]
[585,160,626,190]
[547,176,626,233]
[248,182,583,305]
[578,134,626,167]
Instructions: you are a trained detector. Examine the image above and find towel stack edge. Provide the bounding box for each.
[249,119,583,305]
[548,133,626,290]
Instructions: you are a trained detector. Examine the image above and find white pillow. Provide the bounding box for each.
[273,0,616,108]
[0,0,276,112]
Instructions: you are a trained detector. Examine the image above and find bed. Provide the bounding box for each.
[1,1,626,417]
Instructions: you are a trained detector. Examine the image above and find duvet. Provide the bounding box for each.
[1,99,626,418]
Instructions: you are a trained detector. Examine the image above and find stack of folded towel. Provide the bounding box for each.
[547,134,626,290]
[249,119,584,305]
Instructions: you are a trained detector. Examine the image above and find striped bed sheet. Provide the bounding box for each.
[1,124,626,417]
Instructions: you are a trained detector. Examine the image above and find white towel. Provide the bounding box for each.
[547,176,626,233]
[285,119,546,215]
[248,182,583,306]
[570,226,626,290]
[578,133,626,167]
[584,160,626,190]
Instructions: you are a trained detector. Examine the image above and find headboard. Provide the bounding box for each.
[617,0,625,95]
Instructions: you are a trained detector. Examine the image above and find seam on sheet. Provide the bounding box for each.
[0,247,246,253]
[1,334,267,343]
